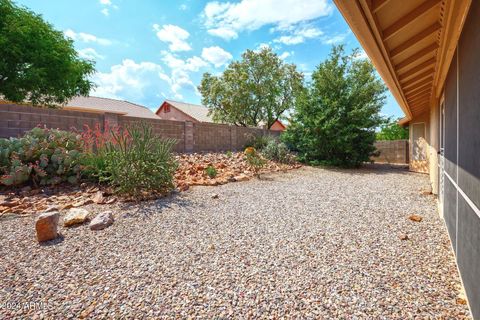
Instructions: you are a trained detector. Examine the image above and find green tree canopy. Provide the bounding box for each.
[283,45,387,167]
[198,47,304,129]
[0,0,95,106]
[376,117,409,140]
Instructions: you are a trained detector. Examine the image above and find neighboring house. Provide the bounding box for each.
[334,0,479,316]
[156,100,287,131]
[65,96,159,119]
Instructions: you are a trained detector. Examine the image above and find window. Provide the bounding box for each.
[164,104,170,113]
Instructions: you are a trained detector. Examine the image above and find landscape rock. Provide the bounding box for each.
[399,234,409,240]
[408,214,423,222]
[211,193,219,199]
[234,174,249,182]
[64,208,90,227]
[92,191,105,204]
[35,211,60,242]
[89,211,114,230]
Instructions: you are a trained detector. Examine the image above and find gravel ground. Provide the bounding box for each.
[0,165,470,319]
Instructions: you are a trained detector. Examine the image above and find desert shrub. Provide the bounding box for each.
[244,147,266,176]
[96,122,178,196]
[80,123,118,181]
[0,127,83,186]
[261,140,295,164]
[244,134,276,150]
[225,151,233,158]
[205,165,217,178]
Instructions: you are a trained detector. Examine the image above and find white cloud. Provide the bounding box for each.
[161,51,208,72]
[64,29,112,46]
[78,48,105,60]
[153,24,192,52]
[207,27,238,40]
[274,26,323,45]
[279,51,293,60]
[160,51,209,99]
[92,59,165,100]
[321,33,349,45]
[203,0,333,40]
[99,0,118,16]
[179,4,188,10]
[201,46,233,67]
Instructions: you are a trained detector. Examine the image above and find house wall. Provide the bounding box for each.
[156,104,198,123]
[438,1,480,316]
[409,111,430,173]
[269,120,285,131]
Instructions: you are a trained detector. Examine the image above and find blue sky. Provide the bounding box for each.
[16,0,403,118]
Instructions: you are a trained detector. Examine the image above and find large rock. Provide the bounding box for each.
[89,211,114,230]
[64,208,90,227]
[35,211,60,242]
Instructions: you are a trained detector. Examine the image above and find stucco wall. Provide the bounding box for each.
[156,105,198,123]
[440,1,480,317]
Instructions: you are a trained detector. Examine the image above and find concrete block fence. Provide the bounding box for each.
[372,139,409,164]
[0,104,279,153]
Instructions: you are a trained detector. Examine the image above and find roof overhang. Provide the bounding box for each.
[333,0,471,122]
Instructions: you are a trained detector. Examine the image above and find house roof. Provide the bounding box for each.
[160,99,287,129]
[333,0,471,122]
[65,96,159,119]
[161,100,213,122]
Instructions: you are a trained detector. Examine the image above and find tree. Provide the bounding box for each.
[0,0,95,106]
[198,47,304,129]
[283,45,387,167]
[376,117,409,140]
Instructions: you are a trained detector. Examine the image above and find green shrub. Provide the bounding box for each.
[0,127,83,186]
[205,165,217,178]
[245,151,266,177]
[261,140,295,164]
[96,123,178,196]
[376,117,409,140]
[244,134,276,150]
[283,46,386,167]
[225,151,233,158]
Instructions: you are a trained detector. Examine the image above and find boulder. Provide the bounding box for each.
[35,211,60,242]
[64,208,90,227]
[89,211,114,230]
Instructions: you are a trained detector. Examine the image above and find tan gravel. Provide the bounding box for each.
[0,165,470,318]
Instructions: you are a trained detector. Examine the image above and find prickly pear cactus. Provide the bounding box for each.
[0,127,85,187]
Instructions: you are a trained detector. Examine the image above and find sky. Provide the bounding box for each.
[16,0,403,118]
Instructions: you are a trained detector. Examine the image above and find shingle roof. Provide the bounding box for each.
[164,100,213,123]
[65,96,159,119]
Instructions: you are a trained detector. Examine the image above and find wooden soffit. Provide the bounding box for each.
[333,0,471,121]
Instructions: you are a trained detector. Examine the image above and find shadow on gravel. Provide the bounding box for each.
[39,234,65,246]
[0,213,29,223]
[312,163,413,176]
[115,191,194,219]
